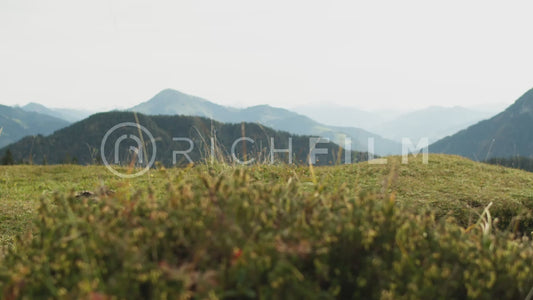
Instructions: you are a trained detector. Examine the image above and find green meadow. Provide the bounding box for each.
[1,154,533,298]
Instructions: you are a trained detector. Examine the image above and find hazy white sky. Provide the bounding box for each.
[1,0,532,110]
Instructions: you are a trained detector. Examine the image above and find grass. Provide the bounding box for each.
[1,154,533,298]
[2,154,533,249]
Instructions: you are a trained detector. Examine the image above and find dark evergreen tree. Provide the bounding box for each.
[1,149,15,165]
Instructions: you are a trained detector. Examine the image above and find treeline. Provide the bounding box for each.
[0,112,368,167]
[1,149,14,165]
[485,156,533,172]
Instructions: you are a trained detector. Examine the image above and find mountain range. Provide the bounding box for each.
[21,102,94,122]
[0,111,368,166]
[130,89,401,155]
[430,88,533,160]
[0,104,70,148]
[289,104,397,129]
[371,106,495,144]
[293,103,499,144]
[2,87,533,165]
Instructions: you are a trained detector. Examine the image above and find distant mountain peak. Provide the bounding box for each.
[508,88,533,114]
[20,102,94,123]
[22,102,54,114]
[24,102,48,108]
[141,88,213,107]
[430,87,533,160]
[129,89,401,155]
[156,88,187,97]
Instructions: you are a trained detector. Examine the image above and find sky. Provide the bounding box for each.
[0,0,532,111]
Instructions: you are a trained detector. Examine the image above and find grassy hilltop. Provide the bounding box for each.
[1,154,533,298]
